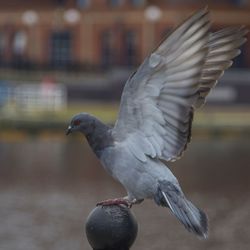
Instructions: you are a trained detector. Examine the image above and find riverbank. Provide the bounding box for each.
[0,103,250,140]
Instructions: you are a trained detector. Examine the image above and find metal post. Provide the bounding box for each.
[85,205,138,250]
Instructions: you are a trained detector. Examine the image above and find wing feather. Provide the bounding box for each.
[112,8,248,162]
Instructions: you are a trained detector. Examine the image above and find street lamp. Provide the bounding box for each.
[144,5,162,22]
[64,9,81,24]
[21,10,39,26]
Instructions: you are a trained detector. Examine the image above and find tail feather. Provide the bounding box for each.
[155,180,208,238]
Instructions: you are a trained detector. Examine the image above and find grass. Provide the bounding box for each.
[0,102,250,138]
[0,102,118,123]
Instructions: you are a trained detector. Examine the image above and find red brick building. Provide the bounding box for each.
[0,0,249,69]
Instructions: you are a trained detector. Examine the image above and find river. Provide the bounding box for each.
[0,136,250,250]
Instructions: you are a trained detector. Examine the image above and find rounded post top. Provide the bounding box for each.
[85,205,138,250]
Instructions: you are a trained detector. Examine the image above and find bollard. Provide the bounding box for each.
[85,205,138,250]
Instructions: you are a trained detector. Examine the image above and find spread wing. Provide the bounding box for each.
[112,8,248,163]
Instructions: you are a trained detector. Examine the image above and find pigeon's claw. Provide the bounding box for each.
[97,198,132,208]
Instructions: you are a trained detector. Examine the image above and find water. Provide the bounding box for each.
[0,136,250,250]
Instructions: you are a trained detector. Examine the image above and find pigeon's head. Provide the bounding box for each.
[66,113,95,136]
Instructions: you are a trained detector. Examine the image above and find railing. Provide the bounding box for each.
[0,81,67,114]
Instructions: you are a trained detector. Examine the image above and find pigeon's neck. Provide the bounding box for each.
[84,118,113,158]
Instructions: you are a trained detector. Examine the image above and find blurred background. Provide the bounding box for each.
[0,0,250,250]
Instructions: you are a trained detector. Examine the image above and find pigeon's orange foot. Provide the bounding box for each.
[97,198,132,208]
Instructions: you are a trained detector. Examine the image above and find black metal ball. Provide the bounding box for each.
[85,205,138,250]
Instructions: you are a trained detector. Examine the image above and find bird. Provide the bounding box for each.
[66,8,248,238]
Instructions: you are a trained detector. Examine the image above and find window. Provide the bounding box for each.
[130,0,145,7]
[230,0,248,6]
[123,30,137,66]
[232,43,248,68]
[76,0,90,9]
[0,32,6,63]
[107,0,123,7]
[50,31,72,68]
[55,0,66,6]
[12,31,27,56]
[101,31,115,67]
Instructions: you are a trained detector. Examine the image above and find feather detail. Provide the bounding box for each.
[112,8,248,163]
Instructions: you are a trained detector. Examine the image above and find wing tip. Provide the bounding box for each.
[198,209,209,239]
[194,5,209,16]
[189,6,210,23]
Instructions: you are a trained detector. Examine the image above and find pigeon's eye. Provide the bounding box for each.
[73,120,81,126]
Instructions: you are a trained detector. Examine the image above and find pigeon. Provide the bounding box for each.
[66,8,248,238]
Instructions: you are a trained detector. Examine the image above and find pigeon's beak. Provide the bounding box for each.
[66,126,72,135]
